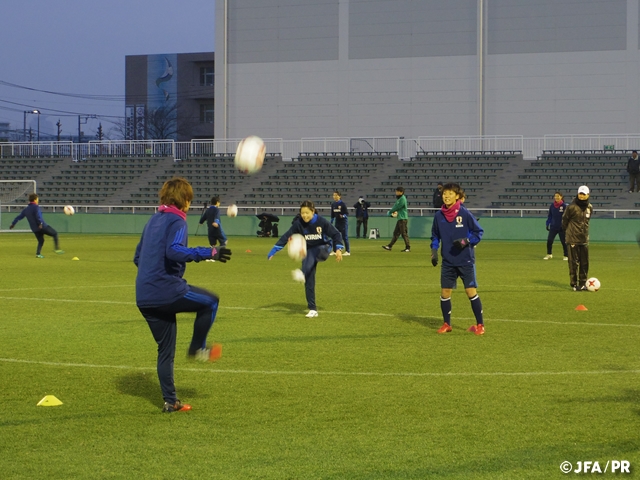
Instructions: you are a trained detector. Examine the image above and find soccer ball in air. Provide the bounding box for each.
[288,234,307,261]
[63,205,75,216]
[586,277,600,292]
[227,205,238,217]
[234,135,266,174]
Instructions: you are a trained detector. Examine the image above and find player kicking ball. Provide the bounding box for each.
[134,177,232,413]
[430,183,485,335]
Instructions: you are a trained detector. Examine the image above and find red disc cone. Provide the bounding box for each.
[575,305,588,311]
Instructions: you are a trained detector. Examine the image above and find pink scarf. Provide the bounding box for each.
[159,204,187,220]
[553,200,564,209]
[441,200,461,222]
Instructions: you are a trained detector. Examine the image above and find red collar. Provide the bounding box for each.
[441,200,461,222]
[158,205,187,220]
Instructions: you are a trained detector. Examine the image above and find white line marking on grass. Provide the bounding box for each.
[0,285,134,292]
[0,357,639,378]
[1,296,639,328]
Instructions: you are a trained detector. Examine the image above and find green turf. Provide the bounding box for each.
[0,233,638,479]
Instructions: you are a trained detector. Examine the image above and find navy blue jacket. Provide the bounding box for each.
[331,200,349,226]
[134,209,214,307]
[353,200,371,219]
[430,204,483,267]
[11,202,46,233]
[199,205,224,233]
[268,213,344,257]
[546,201,567,230]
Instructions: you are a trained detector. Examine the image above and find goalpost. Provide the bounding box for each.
[0,180,37,232]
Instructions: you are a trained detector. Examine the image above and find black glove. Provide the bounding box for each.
[430,248,438,267]
[9,224,14,230]
[546,225,550,231]
[212,246,232,263]
[453,238,470,249]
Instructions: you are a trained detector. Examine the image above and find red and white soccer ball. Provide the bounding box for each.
[63,205,75,216]
[234,135,266,174]
[288,234,307,261]
[227,204,238,217]
[586,277,600,292]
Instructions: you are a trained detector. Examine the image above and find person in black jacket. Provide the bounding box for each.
[10,193,64,258]
[353,195,371,238]
[627,150,640,193]
[432,182,444,209]
[562,185,593,291]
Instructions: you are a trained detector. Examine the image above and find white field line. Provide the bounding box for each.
[0,295,638,329]
[0,357,638,378]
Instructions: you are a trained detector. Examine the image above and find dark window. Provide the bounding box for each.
[200,67,214,86]
[200,103,214,123]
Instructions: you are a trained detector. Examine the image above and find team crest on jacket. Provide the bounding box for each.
[317,227,322,234]
[455,216,463,227]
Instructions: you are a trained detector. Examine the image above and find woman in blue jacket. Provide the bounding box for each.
[544,192,568,261]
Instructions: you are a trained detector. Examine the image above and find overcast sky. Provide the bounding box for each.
[0,0,215,140]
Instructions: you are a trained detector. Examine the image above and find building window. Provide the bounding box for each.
[200,67,214,86]
[200,103,214,123]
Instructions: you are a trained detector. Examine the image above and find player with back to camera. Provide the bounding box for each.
[562,185,593,291]
[134,177,232,413]
[199,195,228,262]
[268,200,344,318]
[10,193,64,258]
[430,183,485,335]
[330,190,350,255]
[544,191,568,261]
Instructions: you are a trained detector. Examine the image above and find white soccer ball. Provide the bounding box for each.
[586,277,600,292]
[288,233,307,261]
[63,205,75,216]
[234,135,266,174]
[227,204,238,217]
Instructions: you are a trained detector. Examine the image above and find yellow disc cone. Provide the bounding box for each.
[37,395,63,406]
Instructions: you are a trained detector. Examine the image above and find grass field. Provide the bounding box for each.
[1,233,639,479]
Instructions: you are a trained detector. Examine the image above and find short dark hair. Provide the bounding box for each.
[210,195,220,205]
[28,193,38,202]
[633,150,638,154]
[554,191,564,199]
[300,200,315,212]
[333,190,341,197]
[395,186,404,193]
[159,177,193,210]
[442,182,464,198]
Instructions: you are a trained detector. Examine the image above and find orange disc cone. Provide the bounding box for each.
[575,305,588,311]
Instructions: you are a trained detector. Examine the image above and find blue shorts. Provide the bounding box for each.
[441,264,478,289]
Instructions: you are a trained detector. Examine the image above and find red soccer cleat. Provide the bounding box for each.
[162,400,192,413]
[474,324,485,336]
[437,323,452,334]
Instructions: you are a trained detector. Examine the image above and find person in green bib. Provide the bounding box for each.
[382,186,410,252]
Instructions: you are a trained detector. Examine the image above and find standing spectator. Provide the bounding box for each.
[382,186,410,252]
[353,195,371,238]
[330,190,350,255]
[543,192,568,261]
[562,185,593,291]
[134,177,232,413]
[430,183,485,335]
[432,182,444,209]
[10,193,64,258]
[627,150,640,193]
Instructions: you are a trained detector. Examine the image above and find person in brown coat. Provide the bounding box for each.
[561,185,593,291]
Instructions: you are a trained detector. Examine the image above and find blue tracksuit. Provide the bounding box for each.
[11,202,60,254]
[331,200,350,253]
[268,213,344,310]
[134,207,220,404]
[546,201,568,256]
[199,205,227,246]
[430,204,483,266]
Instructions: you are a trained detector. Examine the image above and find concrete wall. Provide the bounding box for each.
[215,0,640,139]
[3,213,637,243]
